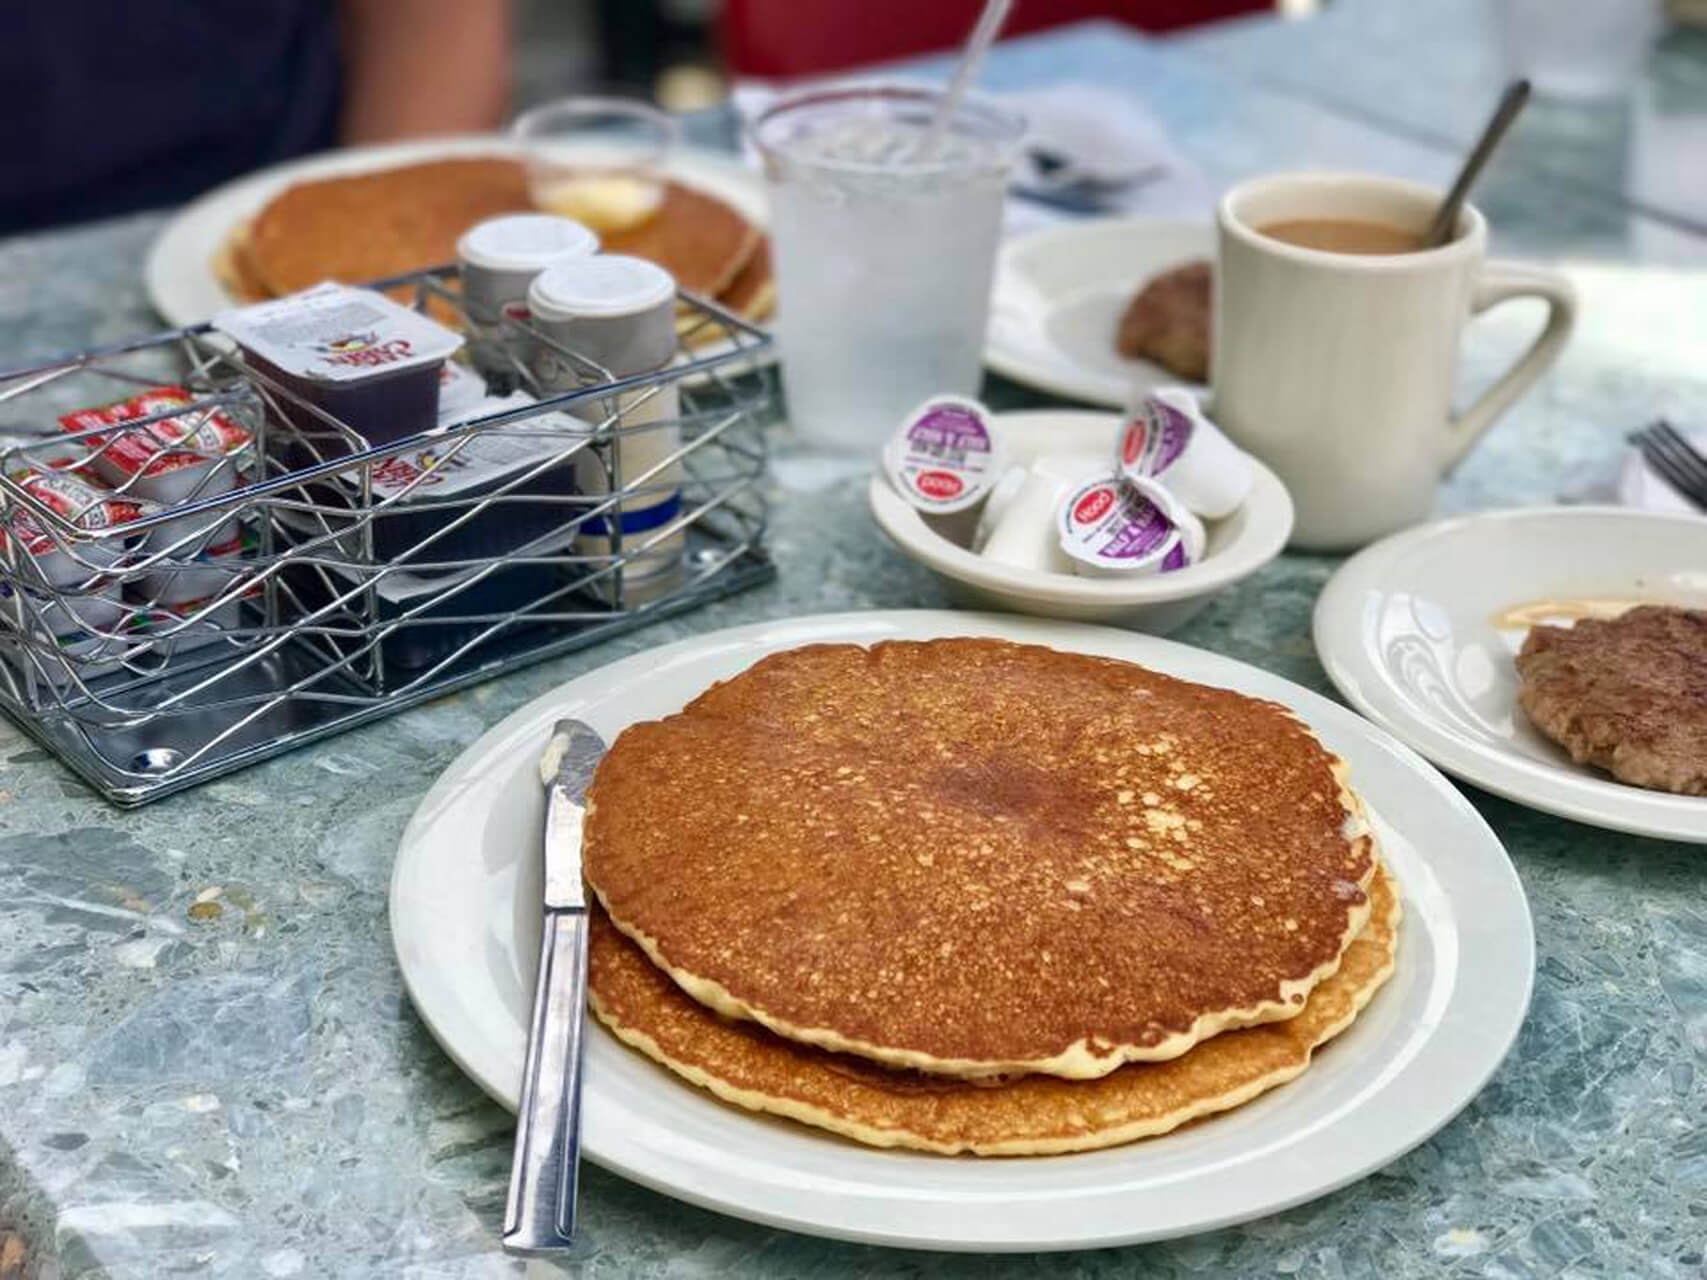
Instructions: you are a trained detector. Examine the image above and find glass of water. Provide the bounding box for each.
[1493,0,1662,101]
[753,85,1025,452]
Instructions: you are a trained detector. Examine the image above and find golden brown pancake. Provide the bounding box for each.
[212,218,269,302]
[585,639,1377,1080]
[679,239,773,348]
[720,239,773,320]
[603,182,759,297]
[589,863,1401,1155]
[244,157,533,298]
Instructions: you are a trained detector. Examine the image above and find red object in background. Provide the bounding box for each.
[721,0,1266,79]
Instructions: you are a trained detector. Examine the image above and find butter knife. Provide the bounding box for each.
[502,718,606,1254]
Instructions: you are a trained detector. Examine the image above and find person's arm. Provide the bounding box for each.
[337,0,511,144]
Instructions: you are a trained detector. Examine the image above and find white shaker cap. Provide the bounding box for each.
[526,255,681,379]
[529,252,675,319]
[528,255,677,323]
[456,214,600,273]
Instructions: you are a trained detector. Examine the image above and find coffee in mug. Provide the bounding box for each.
[1257,218,1425,255]
[1214,173,1576,550]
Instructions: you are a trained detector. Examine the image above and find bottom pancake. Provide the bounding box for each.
[588,863,1401,1156]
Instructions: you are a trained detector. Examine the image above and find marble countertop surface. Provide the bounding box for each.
[3,9,1707,1278]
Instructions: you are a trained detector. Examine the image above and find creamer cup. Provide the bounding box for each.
[1128,474,1206,569]
[1057,473,1184,577]
[979,454,1109,574]
[972,466,1030,552]
[883,396,1005,516]
[1117,387,1253,520]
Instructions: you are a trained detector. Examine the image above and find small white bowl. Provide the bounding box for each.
[869,409,1293,634]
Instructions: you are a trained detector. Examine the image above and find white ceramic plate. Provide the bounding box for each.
[986,218,1212,408]
[868,410,1291,634]
[1315,507,1707,843]
[144,134,767,329]
[391,609,1532,1252]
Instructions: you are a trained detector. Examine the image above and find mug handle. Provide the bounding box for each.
[1443,261,1578,471]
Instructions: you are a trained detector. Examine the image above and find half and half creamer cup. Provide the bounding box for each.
[883,396,1005,516]
[1117,387,1252,520]
[1057,473,1186,578]
[1130,473,1207,568]
[979,454,1110,574]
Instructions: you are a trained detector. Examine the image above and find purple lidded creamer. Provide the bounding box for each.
[1118,394,1193,478]
[883,395,1005,516]
[1116,387,1254,520]
[1057,473,1184,577]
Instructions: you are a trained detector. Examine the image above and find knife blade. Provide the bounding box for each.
[503,717,606,1255]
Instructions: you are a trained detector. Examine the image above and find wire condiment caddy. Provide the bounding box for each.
[0,268,775,804]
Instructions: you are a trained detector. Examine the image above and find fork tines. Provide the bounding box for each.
[1629,419,1707,511]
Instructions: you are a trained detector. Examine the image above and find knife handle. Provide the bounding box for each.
[502,909,590,1254]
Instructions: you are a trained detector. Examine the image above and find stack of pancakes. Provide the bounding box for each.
[579,638,1401,1156]
[214,156,773,335]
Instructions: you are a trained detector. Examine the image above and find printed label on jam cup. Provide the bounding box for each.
[212,282,463,385]
[7,466,150,539]
[1118,394,1193,480]
[59,386,251,480]
[884,395,1004,515]
[1,466,153,586]
[1057,474,1182,573]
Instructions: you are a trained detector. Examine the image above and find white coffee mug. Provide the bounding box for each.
[1212,173,1576,550]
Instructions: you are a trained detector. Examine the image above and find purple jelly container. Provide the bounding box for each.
[213,282,464,462]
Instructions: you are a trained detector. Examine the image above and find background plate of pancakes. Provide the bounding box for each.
[144,133,772,354]
[390,610,1534,1251]
[1316,506,1707,843]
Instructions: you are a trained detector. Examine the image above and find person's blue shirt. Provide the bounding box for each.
[2,0,341,233]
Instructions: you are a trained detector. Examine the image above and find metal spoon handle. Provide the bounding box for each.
[1425,79,1531,247]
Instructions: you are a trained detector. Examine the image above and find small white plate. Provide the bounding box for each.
[986,218,1213,408]
[391,609,1532,1252]
[868,410,1291,634]
[144,134,767,330]
[1315,507,1707,843]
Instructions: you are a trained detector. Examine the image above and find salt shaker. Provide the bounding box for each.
[457,214,599,380]
[526,255,685,603]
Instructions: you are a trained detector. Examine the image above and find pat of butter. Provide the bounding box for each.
[536,172,665,235]
[538,730,570,787]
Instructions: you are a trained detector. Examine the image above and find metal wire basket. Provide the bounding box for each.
[0,269,775,804]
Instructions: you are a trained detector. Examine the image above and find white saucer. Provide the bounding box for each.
[986,218,1212,407]
[1315,507,1707,843]
[391,609,1532,1251]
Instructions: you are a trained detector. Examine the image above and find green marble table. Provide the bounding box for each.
[2,10,1706,1279]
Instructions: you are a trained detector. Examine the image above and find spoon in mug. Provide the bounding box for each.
[1424,79,1531,247]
